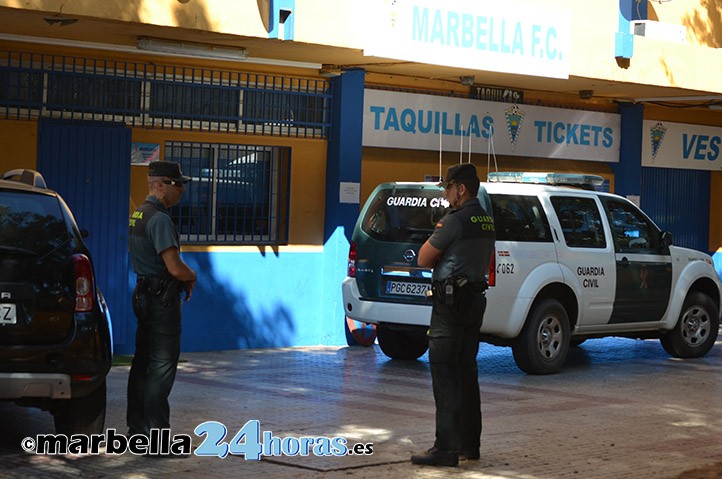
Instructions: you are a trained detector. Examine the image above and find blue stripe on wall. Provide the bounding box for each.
[116,249,344,354]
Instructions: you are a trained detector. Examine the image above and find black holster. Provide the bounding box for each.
[432,277,487,312]
[132,281,151,319]
[133,275,180,317]
[159,278,181,307]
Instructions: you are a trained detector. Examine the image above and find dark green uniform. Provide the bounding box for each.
[427,197,495,455]
[126,195,183,435]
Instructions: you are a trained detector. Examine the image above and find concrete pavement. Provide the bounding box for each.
[2,336,722,478]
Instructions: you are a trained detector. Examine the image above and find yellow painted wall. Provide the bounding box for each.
[711,172,722,252]
[0,0,269,39]
[0,119,37,173]
[3,0,722,95]
[647,0,722,48]
[129,130,327,246]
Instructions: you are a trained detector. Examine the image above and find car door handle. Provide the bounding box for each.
[619,257,629,268]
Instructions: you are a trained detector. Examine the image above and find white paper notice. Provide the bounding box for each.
[339,182,360,204]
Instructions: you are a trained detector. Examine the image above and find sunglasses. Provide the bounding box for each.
[162,179,184,188]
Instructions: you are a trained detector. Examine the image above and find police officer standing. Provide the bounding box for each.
[411,163,496,467]
[127,161,197,443]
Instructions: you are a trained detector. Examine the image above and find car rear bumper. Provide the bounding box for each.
[342,277,432,327]
[0,373,71,399]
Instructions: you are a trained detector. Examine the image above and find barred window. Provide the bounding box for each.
[0,67,43,108]
[165,141,290,245]
[46,71,142,114]
[0,50,332,138]
[243,89,327,127]
[149,81,240,121]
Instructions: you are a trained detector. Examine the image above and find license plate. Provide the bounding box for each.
[386,281,431,297]
[0,304,17,325]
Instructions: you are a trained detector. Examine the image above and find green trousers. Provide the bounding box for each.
[127,288,182,435]
[428,292,486,452]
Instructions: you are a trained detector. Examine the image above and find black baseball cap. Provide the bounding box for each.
[148,161,191,183]
[440,163,479,188]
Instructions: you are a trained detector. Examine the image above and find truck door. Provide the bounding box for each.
[601,197,672,323]
[549,195,616,326]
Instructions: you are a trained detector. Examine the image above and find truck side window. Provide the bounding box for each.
[490,194,552,242]
[550,196,606,249]
[602,198,660,252]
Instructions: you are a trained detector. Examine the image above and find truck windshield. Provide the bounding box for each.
[361,187,449,243]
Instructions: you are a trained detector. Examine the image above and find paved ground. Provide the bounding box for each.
[2,336,722,478]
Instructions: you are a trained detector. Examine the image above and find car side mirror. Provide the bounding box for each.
[661,231,673,247]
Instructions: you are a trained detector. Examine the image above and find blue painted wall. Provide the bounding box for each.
[117,249,340,354]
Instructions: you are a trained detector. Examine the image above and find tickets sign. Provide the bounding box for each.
[363,89,621,162]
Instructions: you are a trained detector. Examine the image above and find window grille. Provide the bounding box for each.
[46,71,143,117]
[165,141,291,245]
[149,80,240,121]
[0,49,332,138]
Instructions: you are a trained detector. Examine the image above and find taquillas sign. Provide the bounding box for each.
[362,89,621,163]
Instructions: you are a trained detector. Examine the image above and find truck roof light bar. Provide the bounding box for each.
[488,172,605,189]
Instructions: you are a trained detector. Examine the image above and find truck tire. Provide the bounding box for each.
[53,380,106,435]
[512,298,570,375]
[660,291,719,358]
[377,325,428,360]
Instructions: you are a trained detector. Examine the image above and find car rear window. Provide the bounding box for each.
[0,191,71,254]
[490,194,553,242]
[361,187,449,243]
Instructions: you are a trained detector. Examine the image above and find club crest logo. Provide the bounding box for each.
[650,122,667,160]
[505,105,524,147]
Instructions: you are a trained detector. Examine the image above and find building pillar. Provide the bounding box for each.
[611,102,644,199]
[321,68,365,344]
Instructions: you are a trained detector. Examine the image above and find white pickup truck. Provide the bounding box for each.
[342,172,721,374]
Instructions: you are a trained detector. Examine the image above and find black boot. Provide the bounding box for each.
[460,449,480,460]
[410,447,458,467]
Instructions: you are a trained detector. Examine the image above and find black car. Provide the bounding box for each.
[0,169,112,434]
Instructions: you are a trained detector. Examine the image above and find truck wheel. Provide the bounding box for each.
[377,325,428,360]
[660,292,719,358]
[345,317,377,347]
[512,299,570,375]
[53,380,106,435]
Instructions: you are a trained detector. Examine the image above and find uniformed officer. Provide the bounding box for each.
[127,160,197,442]
[411,163,496,467]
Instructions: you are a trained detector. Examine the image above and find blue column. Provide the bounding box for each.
[324,68,365,243]
[321,68,365,345]
[616,0,644,59]
[611,102,644,197]
[268,0,295,40]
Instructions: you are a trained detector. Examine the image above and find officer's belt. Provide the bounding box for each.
[136,275,165,294]
[432,278,488,294]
